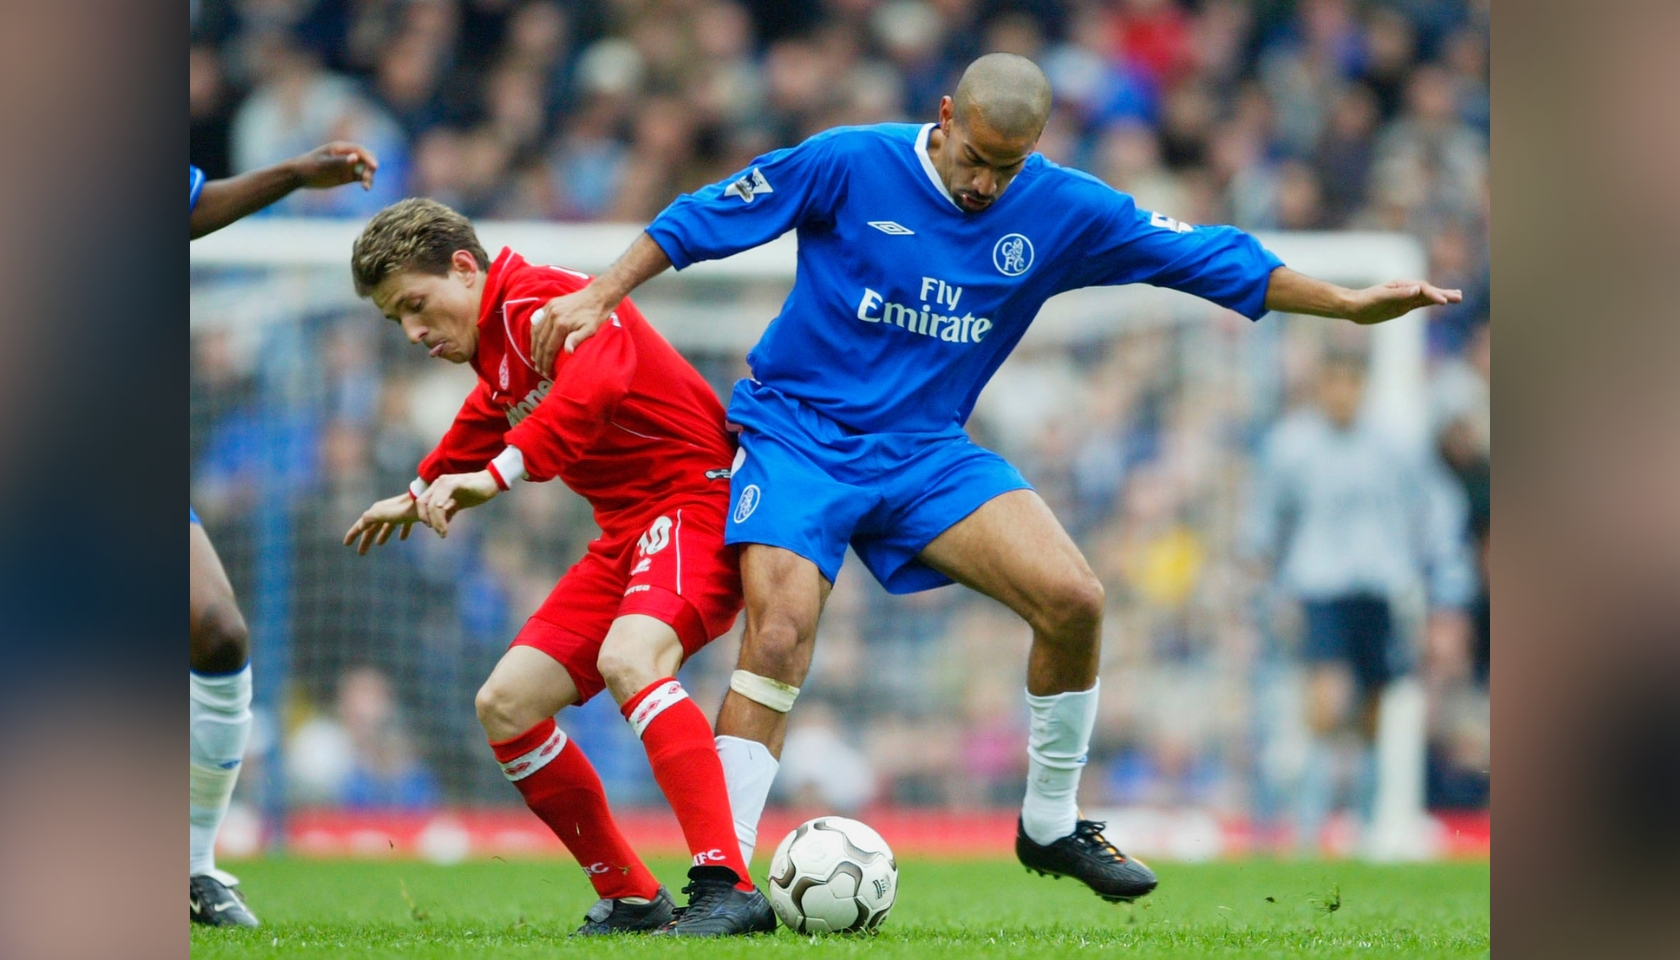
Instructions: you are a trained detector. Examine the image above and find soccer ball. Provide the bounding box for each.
[767,816,897,933]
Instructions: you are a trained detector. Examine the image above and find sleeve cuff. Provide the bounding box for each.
[1245,252,1288,321]
[643,223,693,271]
[487,446,527,491]
[408,477,430,499]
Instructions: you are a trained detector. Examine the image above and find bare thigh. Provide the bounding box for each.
[476,645,581,742]
[917,489,1105,694]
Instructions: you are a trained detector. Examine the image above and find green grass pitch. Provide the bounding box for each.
[191,857,1489,959]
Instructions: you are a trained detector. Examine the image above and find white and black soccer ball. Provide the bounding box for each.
[767,816,897,933]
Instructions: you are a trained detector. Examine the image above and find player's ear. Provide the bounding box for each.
[938,96,953,128]
[451,249,479,280]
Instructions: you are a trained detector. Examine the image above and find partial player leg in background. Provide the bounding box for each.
[713,544,831,868]
[1296,595,1393,852]
[189,518,259,927]
[917,489,1157,902]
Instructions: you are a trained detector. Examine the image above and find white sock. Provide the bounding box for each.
[1021,680,1099,846]
[716,734,778,868]
[190,666,253,876]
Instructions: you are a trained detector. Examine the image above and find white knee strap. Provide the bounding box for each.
[729,670,800,713]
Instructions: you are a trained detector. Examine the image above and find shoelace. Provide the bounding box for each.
[679,878,733,918]
[1072,820,1125,861]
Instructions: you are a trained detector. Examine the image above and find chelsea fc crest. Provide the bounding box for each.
[992,233,1034,276]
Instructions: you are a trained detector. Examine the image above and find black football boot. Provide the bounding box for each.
[1015,817,1159,903]
[572,886,676,936]
[190,871,260,927]
[660,867,777,937]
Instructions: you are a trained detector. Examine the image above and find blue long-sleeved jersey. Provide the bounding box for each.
[646,122,1284,434]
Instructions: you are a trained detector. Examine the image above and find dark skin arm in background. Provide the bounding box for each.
[190,141,378,239]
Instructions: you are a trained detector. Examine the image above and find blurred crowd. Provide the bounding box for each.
[191,0,1488,346]
[191,0,1489,849]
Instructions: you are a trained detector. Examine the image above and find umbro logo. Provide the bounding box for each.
[724,167,773,203]
[868,221,915,235]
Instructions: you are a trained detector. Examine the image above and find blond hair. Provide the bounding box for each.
[351,197,490,296]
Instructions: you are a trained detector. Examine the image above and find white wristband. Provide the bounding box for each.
[489,446,527,487]
[408,477,430,499]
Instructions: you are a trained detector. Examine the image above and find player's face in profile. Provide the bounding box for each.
[370,252,483,364]
[936,101,1036,213]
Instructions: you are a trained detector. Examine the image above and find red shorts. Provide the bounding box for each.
[511,498,743,704]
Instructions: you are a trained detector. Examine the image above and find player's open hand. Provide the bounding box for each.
[290,141,379,191]
[531,290,611,376]
[343,492,419,555]
[416,470,500,538]
[1345,280,1462,325]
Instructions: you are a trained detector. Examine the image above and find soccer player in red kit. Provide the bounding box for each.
[342,198,775,937]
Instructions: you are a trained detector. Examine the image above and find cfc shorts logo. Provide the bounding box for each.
[733,484,761,524]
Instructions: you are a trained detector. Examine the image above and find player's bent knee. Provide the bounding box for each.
[1030,574,1105,641]
[594,642,653,695]
[191,601,250,674]
[742,610,811,681]
[474,679,535,740]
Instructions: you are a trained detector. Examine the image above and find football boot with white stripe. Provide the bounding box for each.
[191,869,259,927]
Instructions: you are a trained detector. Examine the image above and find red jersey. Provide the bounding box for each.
[412,248,734,531]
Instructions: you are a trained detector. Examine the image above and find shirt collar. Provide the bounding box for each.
[479,246,520,330]
[469,247,520,382]
[914,123,961,210]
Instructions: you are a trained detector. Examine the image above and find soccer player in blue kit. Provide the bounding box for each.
[532,54,1460,918]
[190,142,377,926]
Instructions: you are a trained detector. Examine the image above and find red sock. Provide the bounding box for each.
[489,717,660,901]
[623,678,754,891]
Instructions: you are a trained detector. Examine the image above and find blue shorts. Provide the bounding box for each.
[190,506,201,524]
[724,380,1030,594]
[1301,593,1395,694]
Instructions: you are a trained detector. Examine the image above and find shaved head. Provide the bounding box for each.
[952,53,1052,140]
[928,54,1051,212]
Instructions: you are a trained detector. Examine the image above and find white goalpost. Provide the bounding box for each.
[192,221,1438,860]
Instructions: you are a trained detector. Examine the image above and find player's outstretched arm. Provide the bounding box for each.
[415,470,502,538]
[191,141,379,239]
[343,492,419,555]
[531,232,672,376]
[1262,266,1462,325]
